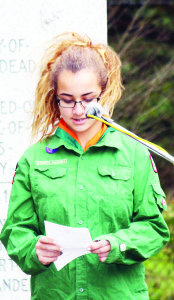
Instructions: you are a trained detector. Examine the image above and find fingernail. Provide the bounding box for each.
[60,247,63,251]
[87,247,91,251]
[53,240,58,245]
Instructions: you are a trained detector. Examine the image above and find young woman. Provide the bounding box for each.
[0,32,169,300]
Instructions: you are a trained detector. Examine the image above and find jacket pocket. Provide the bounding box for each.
[93,166,133,225]
[97,165,133,198]
[35,165,67,179]
[33,166,68,199]
[151,182,167,211]
[98,165,131,180]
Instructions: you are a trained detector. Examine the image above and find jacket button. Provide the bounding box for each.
[79,220,83,225]
[79,185,83,189]
[81,156,85,160]
[80,288,84,292]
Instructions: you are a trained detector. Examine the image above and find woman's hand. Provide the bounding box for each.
[35,236,63,265]
[89,240,111,262]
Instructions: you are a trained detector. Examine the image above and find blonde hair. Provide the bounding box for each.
[32,32,123,140]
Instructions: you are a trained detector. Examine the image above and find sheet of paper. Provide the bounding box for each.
[44,221,93,271]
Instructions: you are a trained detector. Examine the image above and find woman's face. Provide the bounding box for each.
[56,68,102,139]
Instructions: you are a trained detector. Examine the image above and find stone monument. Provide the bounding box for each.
[0,0,107,298]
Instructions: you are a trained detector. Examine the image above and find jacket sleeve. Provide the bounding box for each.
[95,143,170,265]
[0,152,48,275]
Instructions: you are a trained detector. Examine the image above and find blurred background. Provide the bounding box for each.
[107,1,174,299]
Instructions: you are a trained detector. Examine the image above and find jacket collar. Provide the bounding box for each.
[46,126,122,153]
[95,127,122,150]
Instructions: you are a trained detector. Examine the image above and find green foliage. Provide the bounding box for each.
[144,201,174,300]
[108,3,174,194]
[108,3,174,299]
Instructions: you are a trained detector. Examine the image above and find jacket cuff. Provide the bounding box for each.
[93,234,123,263]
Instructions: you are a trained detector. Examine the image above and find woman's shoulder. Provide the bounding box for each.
[18,134,57,164]
[107,128,150,158]
[108,128,144,149]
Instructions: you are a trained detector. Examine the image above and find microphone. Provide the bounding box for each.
[85,102,114,124]
[85,102,174,164]
[85,102,103,118]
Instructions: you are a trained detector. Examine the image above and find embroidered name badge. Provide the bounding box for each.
[150,154,158,173]
[35,159,67,166]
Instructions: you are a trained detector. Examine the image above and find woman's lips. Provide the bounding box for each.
[72,118,87,124]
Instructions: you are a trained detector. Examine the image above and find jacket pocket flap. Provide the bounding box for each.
[152,183,166,197]
[98,166,131,180]
[151,182,167,211]
[35,166,67,179]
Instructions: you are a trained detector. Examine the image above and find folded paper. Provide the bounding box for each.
[44,221,93,271]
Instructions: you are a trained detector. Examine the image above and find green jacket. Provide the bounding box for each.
[0,127,169,300]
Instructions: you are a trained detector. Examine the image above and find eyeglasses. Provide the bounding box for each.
[56,97,100,108]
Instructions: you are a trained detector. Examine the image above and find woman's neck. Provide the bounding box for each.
[75,121,103,149]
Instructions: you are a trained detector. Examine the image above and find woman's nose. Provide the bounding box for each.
[72,102,85,114]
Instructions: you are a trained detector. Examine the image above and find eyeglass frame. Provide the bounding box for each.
[56,96,101,108]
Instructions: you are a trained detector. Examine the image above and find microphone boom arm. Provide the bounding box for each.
[87,114,174,165]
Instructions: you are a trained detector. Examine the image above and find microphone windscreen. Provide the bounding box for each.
[85,102,103,118]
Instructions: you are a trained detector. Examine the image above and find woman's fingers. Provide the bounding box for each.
[36,238,111,265]
[37,253,59,265]
[35,236,63,265]
[98,255,108,262]
[88,240,111,262]
[89,240,111,254]
[90,244,110,254]
[36,236,63,250]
